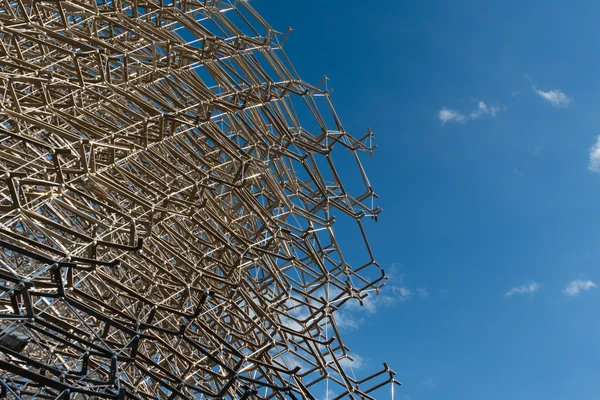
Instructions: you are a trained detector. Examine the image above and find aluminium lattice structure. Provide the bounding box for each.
[0,0,400,398]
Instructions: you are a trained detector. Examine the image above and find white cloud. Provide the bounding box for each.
[589,136,600,172]
[504,282,540,298]
[335,311,361,331]
[387,262,404,282]
[339,353,365,370]
[563,280,597,297]
[534,88,572,107]
[338,263,427,327]
[470,101,499,119]
[393,286,413,300]
[439,101,499,126]
[439,108,466,125]
[349,293,381,314]
[345,285,412,315]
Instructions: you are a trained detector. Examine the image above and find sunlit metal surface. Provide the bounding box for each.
[0,0,399,398]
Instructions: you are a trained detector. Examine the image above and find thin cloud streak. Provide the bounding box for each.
[533,87,572,107]
[563,280,597,297]
[504,282,540,298]
[439,100,499,125]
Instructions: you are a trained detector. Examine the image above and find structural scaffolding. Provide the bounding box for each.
[0,0,400,398]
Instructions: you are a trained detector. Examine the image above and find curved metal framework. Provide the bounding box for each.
[0,0,400,398]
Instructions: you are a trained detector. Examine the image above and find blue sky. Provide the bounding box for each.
[255,1,600,399]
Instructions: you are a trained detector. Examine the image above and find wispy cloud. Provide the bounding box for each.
[534,87,572,107]
[422,378,435,388]
[563,280,597,297]
[335,311,362,331]
[350,263,413,313]
[439,108,466,125]
[337,264,426,329]
[338,353,365,370]
[470,101,499,119]
[589,136,600,172]
[513,166,524,177]
[393,286,413,301]
[504,282,540,298]
[527,144,542,158]
[346,284,412,315]
[439,100,499,125]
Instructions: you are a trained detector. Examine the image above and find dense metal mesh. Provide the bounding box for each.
[0,0,399,398]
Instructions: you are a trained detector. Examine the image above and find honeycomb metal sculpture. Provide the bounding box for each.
[0,0,400,398]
